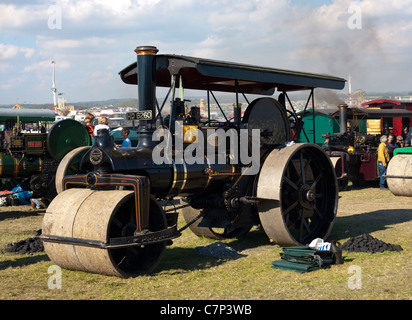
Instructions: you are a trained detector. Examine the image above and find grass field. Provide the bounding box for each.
[0,186,411,300]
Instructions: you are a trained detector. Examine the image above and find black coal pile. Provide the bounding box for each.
[194,241,244,258]
[5,229,44,254]
[341,233,403,253]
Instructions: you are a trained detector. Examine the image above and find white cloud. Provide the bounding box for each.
[0,83,13,90]
[21,48,35,58]
[88,71,115,85]
[0,0,411,103]
[0,44,20,59]
[0,43,35,59]
[0,4,35,29]
[23,60,70,73]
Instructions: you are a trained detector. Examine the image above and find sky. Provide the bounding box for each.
[0,0,411,105]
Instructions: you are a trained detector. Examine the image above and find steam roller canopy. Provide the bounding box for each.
[257,143,338,246]
[47,119,91,162]
[42,189,167,277]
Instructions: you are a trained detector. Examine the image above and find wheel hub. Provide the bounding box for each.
[305,189,315,202]
[299,184,315,209]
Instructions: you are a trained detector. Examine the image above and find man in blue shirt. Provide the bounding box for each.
[120,127,132,148]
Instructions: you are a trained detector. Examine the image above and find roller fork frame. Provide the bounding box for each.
[40,172,180,249]
[62,172,150,231]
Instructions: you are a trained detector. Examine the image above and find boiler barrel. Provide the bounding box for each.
[387,154,412,197]
[166,160,236,198]
[0,152,42,179]
[85,139,237,199]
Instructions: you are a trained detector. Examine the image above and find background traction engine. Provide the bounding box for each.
[0,118,90,201]
[41,46,339,278]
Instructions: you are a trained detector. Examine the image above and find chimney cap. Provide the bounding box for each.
[135,46,159,55]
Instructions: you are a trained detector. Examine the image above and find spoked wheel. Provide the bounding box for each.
[257,143,338,246]
[181,206,252,240]
[42,189,167,277]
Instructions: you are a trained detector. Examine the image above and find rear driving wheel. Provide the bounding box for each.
[257,143,338,246]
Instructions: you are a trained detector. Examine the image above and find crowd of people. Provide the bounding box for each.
[83,112,131,148]
[378,127,411,190]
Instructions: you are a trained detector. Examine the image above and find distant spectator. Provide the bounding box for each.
[378,135,390,190]
[117,127,132,148]
[396,136,404,148]
[401,127,409,141]
[405,134,411,147]
[403,127,411,147]
[84,113,95,141]
[94,117,110,136]
[386,134,397,158]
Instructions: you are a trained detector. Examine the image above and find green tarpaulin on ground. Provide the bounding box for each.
[272,246,334,273]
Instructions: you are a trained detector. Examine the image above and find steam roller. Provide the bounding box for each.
[386,148,412,197]
[41,45,344,277]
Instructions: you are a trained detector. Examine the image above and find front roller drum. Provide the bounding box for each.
[257,143,338,246]
[42,188,167,277]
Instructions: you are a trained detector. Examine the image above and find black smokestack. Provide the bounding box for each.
[135,45,158,148]
[135,46,158,121]
[338,103,348,134]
